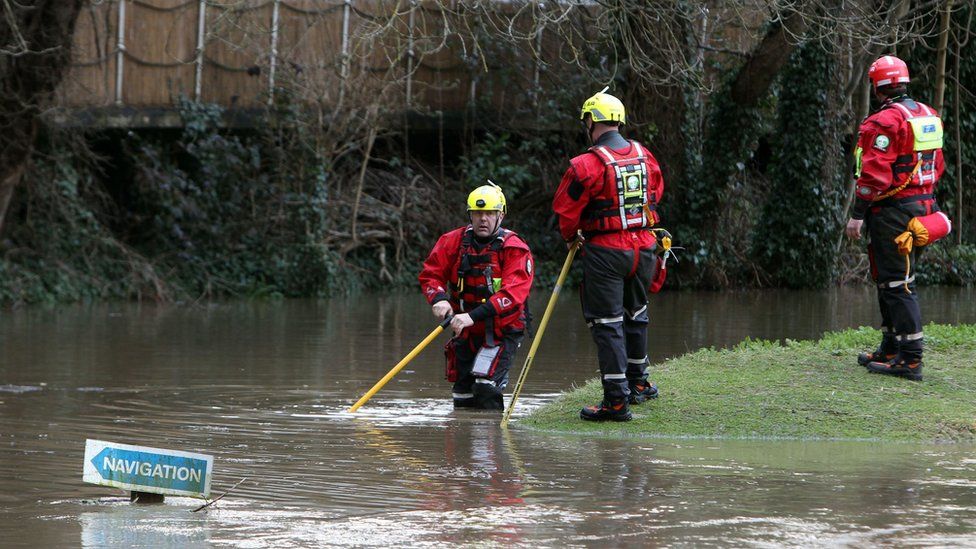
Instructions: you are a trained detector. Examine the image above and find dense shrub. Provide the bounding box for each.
[751,41,844,288]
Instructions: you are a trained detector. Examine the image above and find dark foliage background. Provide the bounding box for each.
[1,2,974,306]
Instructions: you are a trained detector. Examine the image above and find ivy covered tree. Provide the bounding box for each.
[751,40,844,288]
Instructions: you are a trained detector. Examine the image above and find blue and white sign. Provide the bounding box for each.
[83,439,213,498]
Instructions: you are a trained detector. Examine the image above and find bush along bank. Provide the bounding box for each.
[2,95,975,307]
[916,244,976,286]
[522,324,976,442]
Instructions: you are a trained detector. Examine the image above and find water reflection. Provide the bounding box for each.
[79,499,212,548]
[1,288,975,546]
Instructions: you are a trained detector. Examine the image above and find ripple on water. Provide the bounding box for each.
[0,385,43,393]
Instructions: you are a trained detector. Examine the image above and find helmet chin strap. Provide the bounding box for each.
[582,120,595,145]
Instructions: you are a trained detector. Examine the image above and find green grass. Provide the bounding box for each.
[521,324,976,442]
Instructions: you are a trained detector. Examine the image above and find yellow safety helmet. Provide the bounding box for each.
[466,181,507,214]
[580,86,626,124]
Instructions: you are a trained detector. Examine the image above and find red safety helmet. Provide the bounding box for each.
[868,55,910,90]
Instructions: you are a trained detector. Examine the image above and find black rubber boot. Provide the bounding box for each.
[628,381,659,405]
[580,401,632,422]
[866,355,923,381]
[472,381,505,410]
[858,349,899,367]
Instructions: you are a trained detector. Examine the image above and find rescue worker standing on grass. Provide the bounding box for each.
[553,89,665,422]
[419,183,534,410]
[845,55,948,382]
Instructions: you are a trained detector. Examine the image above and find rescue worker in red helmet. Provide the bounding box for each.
[845,55,947,381]
[419,183,534,409]
[552,88,666,421]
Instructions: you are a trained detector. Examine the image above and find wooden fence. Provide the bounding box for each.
[56,0,598,119]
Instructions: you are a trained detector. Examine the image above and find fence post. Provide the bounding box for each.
[115,0,126,105]
[269,0,280,106]
[340,0,351,105]
[194,0,207,102]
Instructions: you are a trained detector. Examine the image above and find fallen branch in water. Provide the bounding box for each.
[191,477,247,513]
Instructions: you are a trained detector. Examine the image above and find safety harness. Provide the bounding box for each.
[451,227,527,344]
[581,141,657,237]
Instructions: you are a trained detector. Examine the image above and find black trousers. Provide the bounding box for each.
[450,332,523,410]
[580,242,657,404]
[867,201,927,360]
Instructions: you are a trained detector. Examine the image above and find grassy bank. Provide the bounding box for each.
[522,324,976,442]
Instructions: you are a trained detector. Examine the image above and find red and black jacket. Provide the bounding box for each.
[419,226,533,339]
[852,96,944,220]
[553,131,664,251]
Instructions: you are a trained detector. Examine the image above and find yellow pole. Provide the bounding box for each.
[501,244,578,427]
[348,316,452,413]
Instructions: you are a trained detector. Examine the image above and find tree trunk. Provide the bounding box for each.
[611,2,698,186]
[836,77,873,253]
[0,0,85,236]
[729,10,807,108]
[954,36,963,244]
[0,161,28,236]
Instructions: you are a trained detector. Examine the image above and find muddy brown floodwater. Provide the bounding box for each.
[1,287,975,547]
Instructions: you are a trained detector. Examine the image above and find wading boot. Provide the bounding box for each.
[857,336,897,367]
[580,401,632,422]
[866,355,923,381]
[628,381,659,405]
[857,348,897,367]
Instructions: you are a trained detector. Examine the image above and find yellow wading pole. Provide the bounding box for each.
[348,316,453,413]
[501,243,578,428]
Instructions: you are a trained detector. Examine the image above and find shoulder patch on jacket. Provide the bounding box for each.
[873,134,890,151]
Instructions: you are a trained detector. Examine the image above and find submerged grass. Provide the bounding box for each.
[522,324,976,442]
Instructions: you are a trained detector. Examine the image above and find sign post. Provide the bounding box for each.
[83,439,213,499]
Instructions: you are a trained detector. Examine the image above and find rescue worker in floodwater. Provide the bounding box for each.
[419,183,534,410]
[552,88,666,422]
[845,55,950,382]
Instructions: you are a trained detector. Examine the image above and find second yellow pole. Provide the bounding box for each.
[501,244,578,427]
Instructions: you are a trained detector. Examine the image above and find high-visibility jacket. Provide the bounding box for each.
[553,132,664,251]
[852,96,944,219]
[419,226,533,339]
